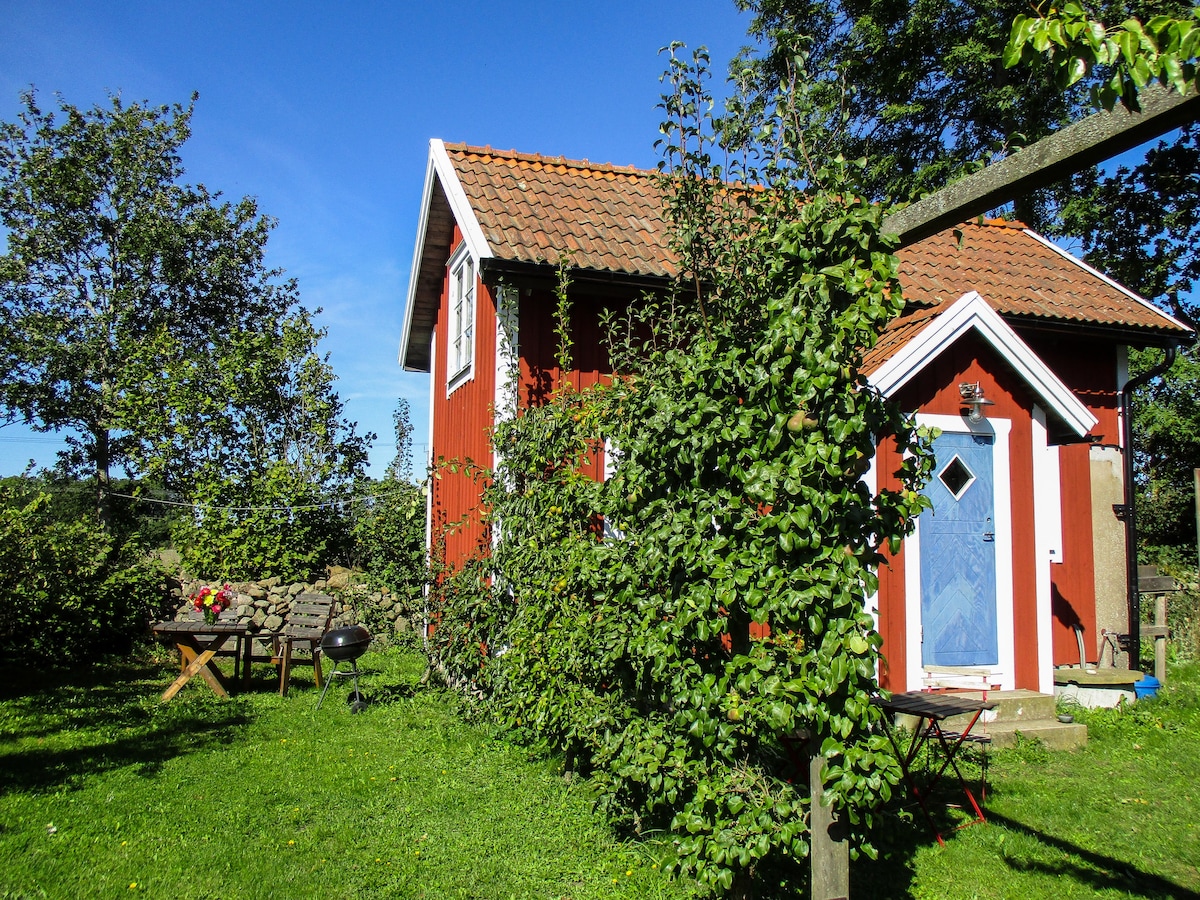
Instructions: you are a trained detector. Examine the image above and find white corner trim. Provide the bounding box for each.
[868,291,1098,438]
[1031,406,1059,694]
[424,328,436,556]
[1116,344,1130,450]
[492,284,519,470]
[399,139,494,372]
[1023,228,1194,335]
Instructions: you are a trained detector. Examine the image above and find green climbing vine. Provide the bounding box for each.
[431,41,936,899]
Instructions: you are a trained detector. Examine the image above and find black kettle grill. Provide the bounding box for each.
[317,625,371,712]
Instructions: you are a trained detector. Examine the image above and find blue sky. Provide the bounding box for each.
[0,0,750,478]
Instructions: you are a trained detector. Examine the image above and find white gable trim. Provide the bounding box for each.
[399,139,494,371]
[868,291,1098,438]
[430,139,492,263]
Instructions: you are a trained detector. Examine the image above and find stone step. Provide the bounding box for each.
[948,689,1057,727]
[895,690,1056,732]
[972,719,1089,751]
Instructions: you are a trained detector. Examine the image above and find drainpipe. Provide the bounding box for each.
[1118,345,1177,670]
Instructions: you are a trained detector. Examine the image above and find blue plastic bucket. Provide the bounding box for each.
[1133,675,1161,700]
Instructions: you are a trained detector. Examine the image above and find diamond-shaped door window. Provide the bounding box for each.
[938,455,975,500]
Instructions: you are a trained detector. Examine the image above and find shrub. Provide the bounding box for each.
[173,463,352,582]
[0,485,173,663]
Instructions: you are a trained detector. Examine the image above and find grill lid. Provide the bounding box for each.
[321,625,371,659]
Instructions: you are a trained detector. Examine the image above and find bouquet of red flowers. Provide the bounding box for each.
[192,583,235,624]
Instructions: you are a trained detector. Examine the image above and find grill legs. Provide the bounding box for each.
[316,658,366,711]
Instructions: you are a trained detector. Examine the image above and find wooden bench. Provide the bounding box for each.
[261,593,336,696]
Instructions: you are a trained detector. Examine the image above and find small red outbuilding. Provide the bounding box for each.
[399,140,1192,694]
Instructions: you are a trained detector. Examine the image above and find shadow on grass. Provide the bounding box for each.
[985,810,1200,900]
[0,659,169,742]
[849,804,925,899]
[853,787,1200,900]
[0,658,254,795]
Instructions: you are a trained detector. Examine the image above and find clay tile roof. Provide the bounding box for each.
[895,218,1189,338]
[402,145,1191,372]
[444,143,679,279]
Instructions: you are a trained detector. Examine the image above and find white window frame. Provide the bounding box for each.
[447,243,477,393]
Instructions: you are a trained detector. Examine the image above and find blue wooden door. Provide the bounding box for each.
[919,431,998,666]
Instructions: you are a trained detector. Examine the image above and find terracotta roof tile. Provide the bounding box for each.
[440,145,1189,339]
[896,219,1188,337]
[445,143,678,279]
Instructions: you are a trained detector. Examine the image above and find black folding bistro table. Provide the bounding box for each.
[873,691,995,845]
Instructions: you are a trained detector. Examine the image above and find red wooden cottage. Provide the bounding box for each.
[399,140,1192,695]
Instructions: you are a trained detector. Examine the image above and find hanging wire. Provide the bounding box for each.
[103,484,419,514]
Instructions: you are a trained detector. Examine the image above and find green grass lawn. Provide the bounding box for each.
[0,649,697,900]
[855,662,1200,900]
[1,650,1197,899]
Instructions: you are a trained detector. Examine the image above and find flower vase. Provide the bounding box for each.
[203,608,219,625]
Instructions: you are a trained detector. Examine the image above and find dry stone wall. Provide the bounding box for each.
[168,566,421,646]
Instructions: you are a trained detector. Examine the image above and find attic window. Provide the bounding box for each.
[448,244,475,390]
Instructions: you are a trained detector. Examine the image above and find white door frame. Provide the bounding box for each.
[905,414,1016,691]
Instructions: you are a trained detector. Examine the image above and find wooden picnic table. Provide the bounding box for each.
[152,619,253,702]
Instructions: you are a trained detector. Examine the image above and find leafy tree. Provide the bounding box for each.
[1005,2,1199,109]
[353,400,427,610]
[162,307,371,581]
[1004,4,1200,568]
[0,482,172,663]
[0,91,368,537]
[733,0,1193,221]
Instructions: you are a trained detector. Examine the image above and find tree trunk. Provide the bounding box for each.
[729,602,751,658]
[94,426,111,531]
[730,869,754,900]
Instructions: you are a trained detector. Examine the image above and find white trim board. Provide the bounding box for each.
[869,292,1098,439]
[1032,405,1059,694]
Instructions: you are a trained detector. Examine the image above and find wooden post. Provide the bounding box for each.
[810,738,849,900]
[1155,594,1168,684]
[881,85,1200,248]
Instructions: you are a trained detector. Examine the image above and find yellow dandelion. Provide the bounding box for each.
[128,884,137,890]
[626,870,633,876]
[288,840,295,846]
